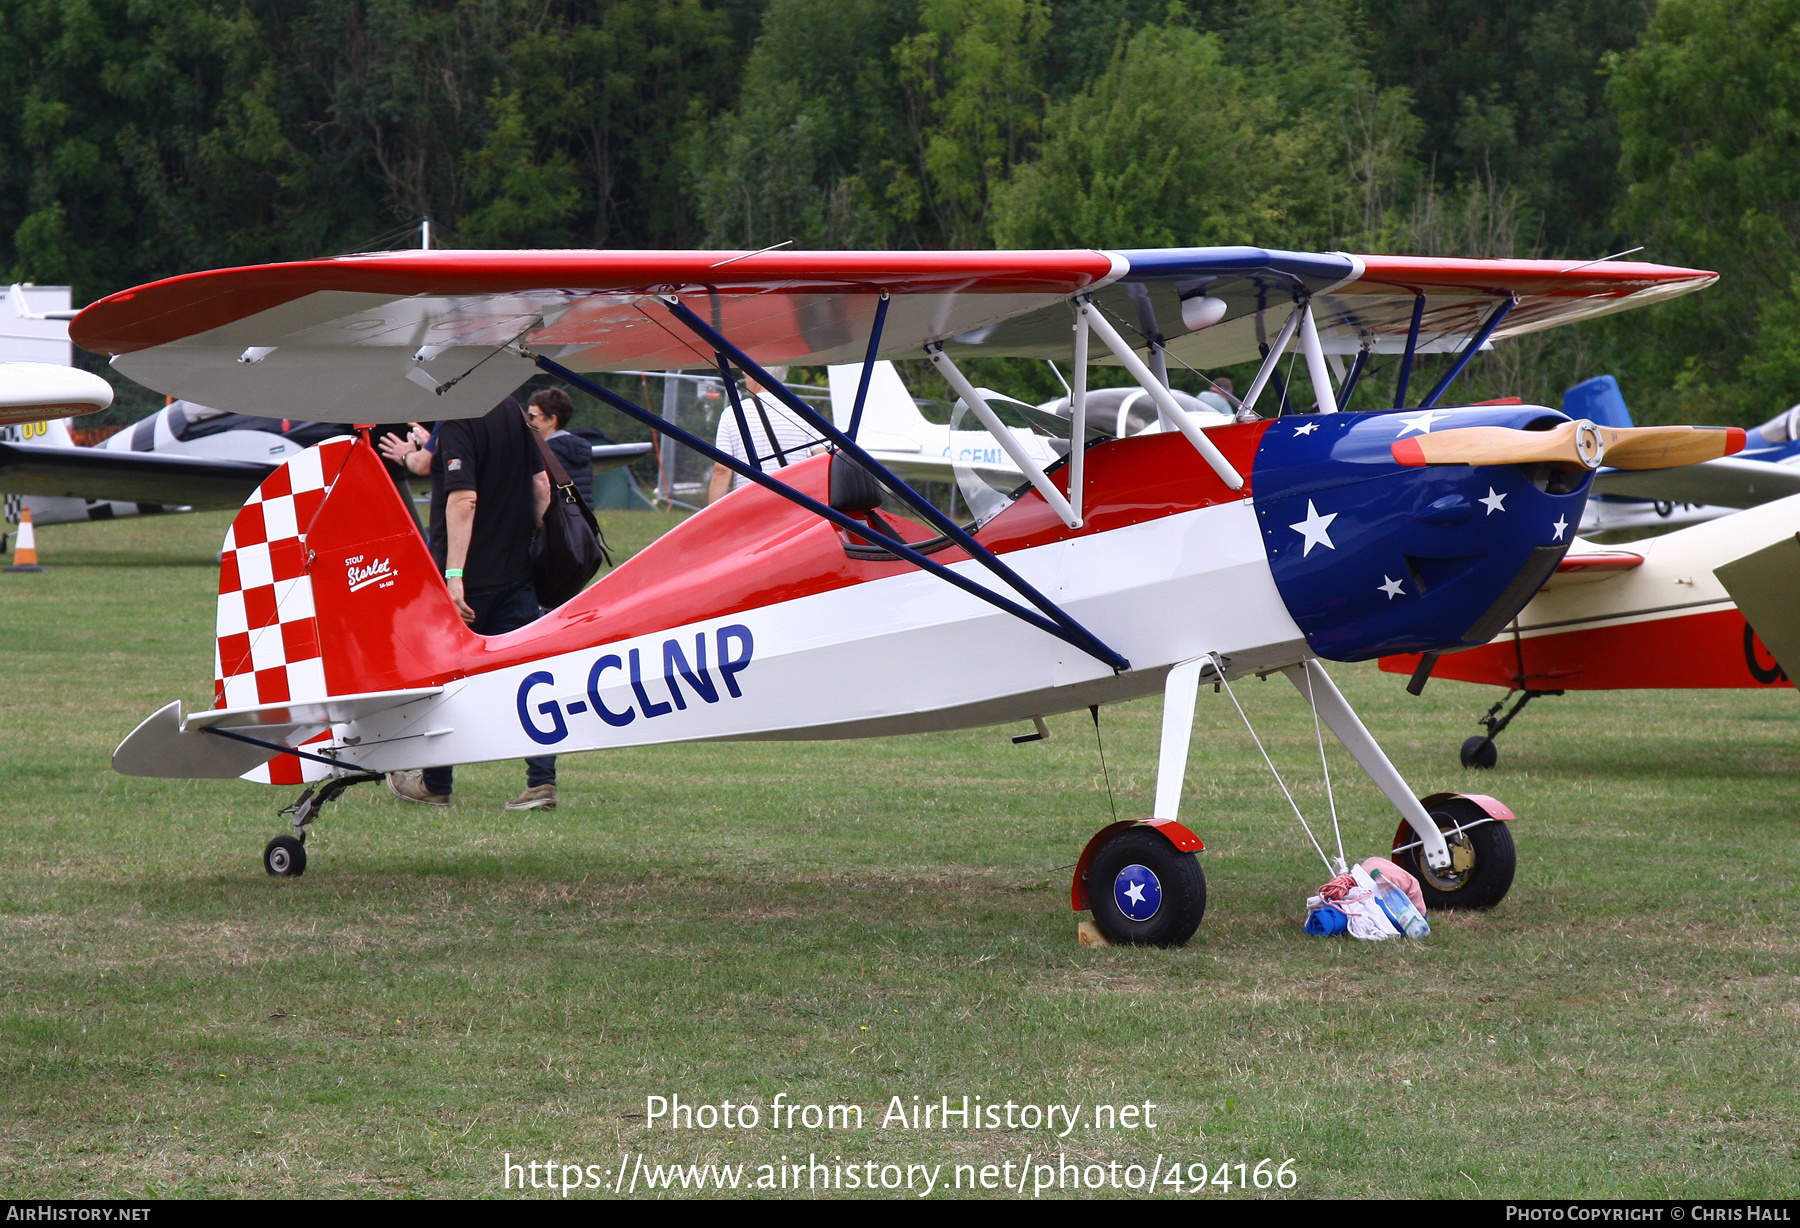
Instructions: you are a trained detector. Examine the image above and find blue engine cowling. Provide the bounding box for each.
[1250,407,1591,662]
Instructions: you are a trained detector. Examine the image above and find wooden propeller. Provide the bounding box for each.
[1392,420,1745,470]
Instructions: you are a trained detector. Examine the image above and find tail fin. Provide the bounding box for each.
[1563,374,1634,428]
[214,433,472,782]
[828,361,935,443]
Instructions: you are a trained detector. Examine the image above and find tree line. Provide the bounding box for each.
[3,0,1793,425]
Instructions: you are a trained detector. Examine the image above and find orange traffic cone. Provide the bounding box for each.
[5,507,47,572]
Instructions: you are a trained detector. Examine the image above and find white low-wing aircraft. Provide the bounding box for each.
[91,246,1729,945]
[2,400,652,529]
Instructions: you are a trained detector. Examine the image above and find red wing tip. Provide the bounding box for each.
[1391,438,1427,466]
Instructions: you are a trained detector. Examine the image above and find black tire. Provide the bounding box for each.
[1460,735,1498,769]
[1086,827,1206,947]
[1392,797,1514,910]
[263,834,307,878]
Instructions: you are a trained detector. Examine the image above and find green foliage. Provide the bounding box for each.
[1606,0,1800,424]
[0,0,1791,427]
[689,0,919,247]
[0,0,760,306]
[893,0,1050,247]
[1361,0,1650,258]
[990,24,1345,251]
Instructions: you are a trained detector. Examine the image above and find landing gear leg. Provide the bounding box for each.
[1280,660,1454,872]
[263,772,382,877]
[1461,689,1562,769]
[1074,659,1209,947]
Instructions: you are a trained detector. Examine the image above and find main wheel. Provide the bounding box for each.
[1086,827,1206,947]
[1460,735,1498,769]
[263,834,307,878]
[1391,797,1514,910]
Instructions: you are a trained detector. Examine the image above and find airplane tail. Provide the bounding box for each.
[213,432,474,782]
[827,361,936,443]
[1562,374,1634,428]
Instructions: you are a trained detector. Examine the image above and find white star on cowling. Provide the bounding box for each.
[1379,575,1406,600]
[1479,487,1507,515]
[1293,421,1319,436]
[1395,410,1450,437]
[1123,880,1147,907]
[1552,515,1569,541]
[1289,500,1339,556]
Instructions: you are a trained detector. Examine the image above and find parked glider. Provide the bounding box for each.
[87,246,1725,945]
[1,400,651,529]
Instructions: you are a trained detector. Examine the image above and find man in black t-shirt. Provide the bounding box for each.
[384,396,559,811]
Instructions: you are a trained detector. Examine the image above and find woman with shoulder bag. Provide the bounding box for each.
[526,388,610,609]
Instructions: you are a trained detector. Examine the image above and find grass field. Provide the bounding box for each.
[1,508,1797,1199]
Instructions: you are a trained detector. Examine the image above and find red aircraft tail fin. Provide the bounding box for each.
[214,433,473,718]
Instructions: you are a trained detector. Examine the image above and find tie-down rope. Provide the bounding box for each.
[1298,661,1349,872]
[1208,654,1341,876]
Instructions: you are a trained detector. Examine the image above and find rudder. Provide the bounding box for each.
[212,433,473,784]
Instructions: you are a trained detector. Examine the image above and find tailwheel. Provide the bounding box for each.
[1392,797,1514,911]
[263,833,307,878]
[1459,736,1498,770]
[1086,827,1206,947]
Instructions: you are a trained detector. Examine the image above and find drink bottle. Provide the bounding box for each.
[1368,867,1429,937]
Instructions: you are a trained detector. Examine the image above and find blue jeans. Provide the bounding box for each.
[422,578,556,796]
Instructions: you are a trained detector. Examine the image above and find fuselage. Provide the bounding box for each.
[210,405,1592,783]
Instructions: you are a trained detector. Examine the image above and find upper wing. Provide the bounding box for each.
[1591,455,1800,509]
[70,247,1715,422]
[0,439,274,508]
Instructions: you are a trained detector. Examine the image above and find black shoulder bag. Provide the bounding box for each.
[529,430,611,609]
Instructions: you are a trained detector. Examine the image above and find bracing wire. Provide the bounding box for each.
[1209,655,1336,875]
[1089,705,1120,825]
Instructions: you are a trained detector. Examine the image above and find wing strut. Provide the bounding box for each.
[1419,296,1515,410]
[1077,299,1245,489]
[1393,294,1425,409]
[654,297,1131,671]
[846,291,890,441]
[532,354,1132,674]
[1338,341,1372,410]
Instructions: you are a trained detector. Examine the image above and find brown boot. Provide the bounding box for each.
[505,784,557,811]
[386,771,450,807]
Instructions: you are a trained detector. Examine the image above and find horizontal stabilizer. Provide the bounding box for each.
[184,686,444,731]
[1714,533,1800,681]
[114,686,443,779]
[1592,455,1800,509]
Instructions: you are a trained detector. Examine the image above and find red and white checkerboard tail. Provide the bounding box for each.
[213,434,473,786]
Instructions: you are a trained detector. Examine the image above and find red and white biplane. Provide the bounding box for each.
[83,246,1732,945]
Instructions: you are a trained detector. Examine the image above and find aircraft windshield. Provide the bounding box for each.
[1755,404,1800,444]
